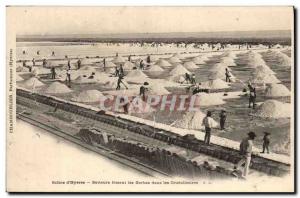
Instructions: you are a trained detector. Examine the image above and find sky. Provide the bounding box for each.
[7,6,293,35]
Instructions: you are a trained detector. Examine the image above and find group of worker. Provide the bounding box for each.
[202,109,270,178]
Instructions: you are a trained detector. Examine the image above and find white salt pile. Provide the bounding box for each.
[174,111,218,130]
[123,61,135,70]
[126,70,148,78]
[147,65,164,72]
[183,61,198,69]
[193,92,226,106]
[149,56,159,62]
[71,90,105,103]
[265,84,290,97]
[32,67,51,75]
[168,56,182,64]
[220,57,236,66]
[254,100,291,118]
[247,54,266,67]
[147,85,170,95]
[16,66,28,72]
[250,73,281,84]
[168,74,186,83]
[170,64,191,76]
[16,74,23,82]
[105,61,117,68]
[156,59,172,67]
[275,52,291,66]
[45,82,72,94]
[252,65,276,75]
[210,63,232,72]
[200,78,230,89]
[23,77,44,88]
[192,56,207,64]
[113,56,125,63]
[93,72,111,84]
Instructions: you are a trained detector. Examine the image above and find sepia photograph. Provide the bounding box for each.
[6,6,294,192]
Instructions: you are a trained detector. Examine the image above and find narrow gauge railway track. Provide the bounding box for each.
[16,88,290,177]
[17,112,171,178]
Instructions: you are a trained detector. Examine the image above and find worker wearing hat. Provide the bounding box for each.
[234,131,256,178]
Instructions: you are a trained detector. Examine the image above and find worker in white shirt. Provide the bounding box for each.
[202,111,214,145]
[234,131,256,178]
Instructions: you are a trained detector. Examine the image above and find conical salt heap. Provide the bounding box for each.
[123,61,135,70]
[105,61,116,68]
[168,56,182,64]
[94,72,111,84]
[45,82,72,94]
[247,54,266,67]
[252,65,276,75]
[210,63,232,72]
[193,92,225,106]
[254,100,291,118]
[274,51,291,66]
[174,111,218,130]
[265,83,290,97]
[147,85,170,95]
[170,64,190,76]
[168,74,186,83]
[147,65,164,72]
[16,74,24,82]
[23,77,44,88]
[71,90,105,103]
[220,57,236,66]
[192,56,207,64]
[126,69,148,78]
[183,61,198,69]
[250,73,281,84]
[200,78,230,89]
[156,59,172,67]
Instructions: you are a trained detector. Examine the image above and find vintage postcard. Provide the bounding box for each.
[6,6,295,192]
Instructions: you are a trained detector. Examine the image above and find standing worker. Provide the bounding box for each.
[77,59,81,70]
[67,59,71,70]
[114,66,120,77]
[139,82,149,101]
[202,111,214,145]
[128,55,132,62]
[261,132,270,154]
[225,68,231,82]
[103,58,106,71]
[234,132,256,179]
[42,59,47,68]
[219,110,227,130]
[116,75,127,90]
[32,58,35,67]
[51,67,56,79]
[248,83,256,109]
[190,74,196,84]
[119,64,124,77]
[66,68,71,85]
